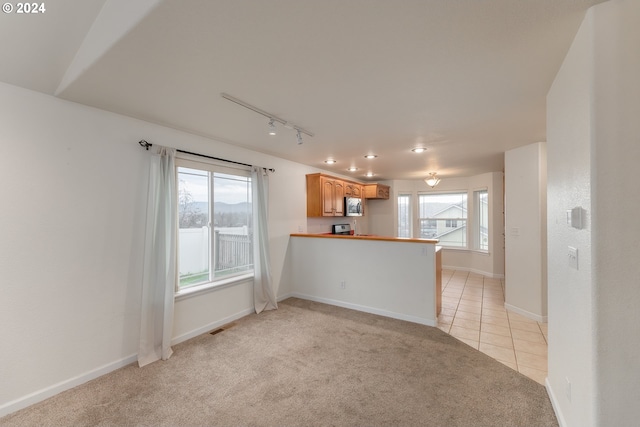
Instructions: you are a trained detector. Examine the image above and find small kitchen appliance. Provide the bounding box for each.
[332,224,351,235]
[345,197,363,216]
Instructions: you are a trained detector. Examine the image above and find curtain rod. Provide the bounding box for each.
[138,140,275,173]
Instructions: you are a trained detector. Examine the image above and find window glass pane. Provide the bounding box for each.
[418,192,467,247]
[212,173,253,279]
[178,167,210,287]
[475,190,489,251]
[397,194,411,237]
[177,165,253,290]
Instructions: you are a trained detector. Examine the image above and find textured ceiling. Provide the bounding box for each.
[0,0,607,181]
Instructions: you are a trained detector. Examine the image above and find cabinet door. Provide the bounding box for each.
[322,178,335,216]
[345,184,362,198]
[334,181,345,216]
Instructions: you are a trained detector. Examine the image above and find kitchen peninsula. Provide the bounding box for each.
[289,233,441,326]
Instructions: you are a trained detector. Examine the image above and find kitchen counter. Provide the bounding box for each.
[290,233,439,244]
[288,234,441,326]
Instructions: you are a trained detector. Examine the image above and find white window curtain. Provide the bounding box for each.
[138,146,177,367]
[252,166,277,314]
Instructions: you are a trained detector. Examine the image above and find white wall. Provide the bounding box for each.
[546,1,640,425]
[290,237,437,326]
[504,142,547,321]
[0,81,319,416]
[388,172,504,278]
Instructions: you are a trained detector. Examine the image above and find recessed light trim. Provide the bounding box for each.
[365,172,375,177]
[411,147,427,153]
[324,159,336,165]
[347,167,358,172]
[364,154,378,159]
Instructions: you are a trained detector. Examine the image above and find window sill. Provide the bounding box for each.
[440,247,490,256]
[175,273,254,301]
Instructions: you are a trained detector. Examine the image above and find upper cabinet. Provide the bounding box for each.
[364,183,390,200]
[306,173,345,217]
[344,182,363,198]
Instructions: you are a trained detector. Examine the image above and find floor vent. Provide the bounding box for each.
[209,322,236,336]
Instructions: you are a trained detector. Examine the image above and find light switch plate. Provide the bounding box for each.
[568,246,578,269]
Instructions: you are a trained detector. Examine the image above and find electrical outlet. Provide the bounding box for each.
[565,377,571,402]
[340,281,346,289]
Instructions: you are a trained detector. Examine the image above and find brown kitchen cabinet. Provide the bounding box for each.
[364,183,390,199]
[306,173,345,217]
[344,182,363,198]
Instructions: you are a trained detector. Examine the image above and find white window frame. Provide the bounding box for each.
[175,156,254,298]
[397,193,412,238]
[473,188,489,252]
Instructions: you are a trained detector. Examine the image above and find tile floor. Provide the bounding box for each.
[437,269,548,385]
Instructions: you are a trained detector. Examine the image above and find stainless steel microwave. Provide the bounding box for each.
[345,197,363,216]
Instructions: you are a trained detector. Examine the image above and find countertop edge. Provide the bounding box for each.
[290,233,439,244]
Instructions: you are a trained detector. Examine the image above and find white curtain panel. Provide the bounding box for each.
[138,146,177,367]
[252,166,278,314]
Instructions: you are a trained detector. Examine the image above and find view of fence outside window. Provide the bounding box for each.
[177,163,253,289]
[418,192,468,247]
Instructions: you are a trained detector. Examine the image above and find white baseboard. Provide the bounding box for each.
[546,377,567,427]
[277,292,295,302]
[504,303,547,323]
[442,264,505,280]
[0,353,137,418]
[291,293,437,327]
[171,307,255,346]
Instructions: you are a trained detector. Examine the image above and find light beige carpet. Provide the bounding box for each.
[0,298,558,427]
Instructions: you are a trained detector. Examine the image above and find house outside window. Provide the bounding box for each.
[177,159,253,289]
[418,192,467,247]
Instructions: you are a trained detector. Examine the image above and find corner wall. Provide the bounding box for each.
[546,1,640,425]
[504,142,547,321]
[0,82,318,416]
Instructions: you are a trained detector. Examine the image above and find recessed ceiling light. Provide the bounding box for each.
[347,167,358,172]
[364,154,378,159]
[365,172,375,177]
[324,159,336,165]
[411,147,427,153]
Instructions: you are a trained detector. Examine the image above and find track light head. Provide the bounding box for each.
[268,119,276,136]
[296,130,303,145]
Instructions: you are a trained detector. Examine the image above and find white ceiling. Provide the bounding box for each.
[0,0,606,181]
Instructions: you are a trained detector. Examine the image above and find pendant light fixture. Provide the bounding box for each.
[424,172,441,188]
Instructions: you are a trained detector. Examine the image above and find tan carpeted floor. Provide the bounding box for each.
[0,298,558,427]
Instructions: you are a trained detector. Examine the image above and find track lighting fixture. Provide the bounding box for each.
[221,93,313,145]
[424,172,441,188]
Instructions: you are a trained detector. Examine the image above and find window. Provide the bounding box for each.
[418,192,467,247]
[474,189,489,251]
[397,194,412,237]
[177,159,252,289]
